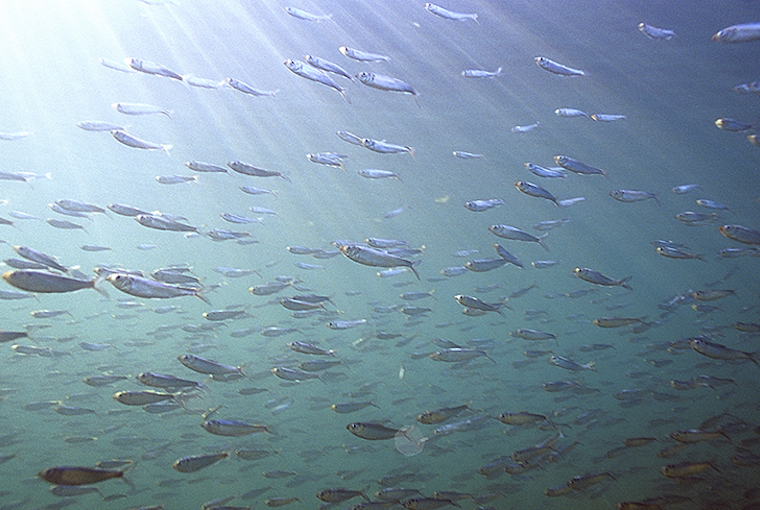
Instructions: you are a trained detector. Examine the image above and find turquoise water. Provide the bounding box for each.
[1,1,759,509]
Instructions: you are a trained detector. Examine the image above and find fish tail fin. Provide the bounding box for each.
[620,276,633,290]
[195,289,212,305]
[409,260,421,280]
[495,67,503,76]
[537,233,550,251]
[340,90,352,104]
[91,275,109,298]
[161,144,173,156]
[472,13,479,24]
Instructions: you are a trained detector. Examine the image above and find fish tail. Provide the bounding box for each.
[91,275,109,298]
[195,288,212,305]
[161,144,173,156]
[620,276,633,290]
[409,260,421,280]
[340,90,352,104]
[537,233,550,251]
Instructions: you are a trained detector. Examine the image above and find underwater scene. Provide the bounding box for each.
[1,0,760,509]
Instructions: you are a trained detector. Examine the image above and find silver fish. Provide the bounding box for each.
[284,59,350,103]
[126,58,183,80]
[339,46,391,62]
[285,6,332,22]
[106,273,210,303]
[424,3,478,22]
[111,130,171,154]
[225,77,277,97]
[112,102,171,118]
[534,56,586,76]
[638,23,676,40]
[712,23,760,43]
[305,55,353,81]
[186,161,228,173]
[356,72,418,98]
[489,225,548,250]
[340,244,420,279]
[463,67,501,78]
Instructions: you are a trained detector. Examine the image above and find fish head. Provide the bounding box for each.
[106,273,132,290]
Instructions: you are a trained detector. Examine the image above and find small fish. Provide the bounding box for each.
[111,130,171,154]
[712,23,760,43]
[228,160,289,180]
[304,55,353,81]
[511,328,556,341]
[671,183,700,194]
[135,214,197,232]
[201,419,271,436]
[555,108,590,119]
[112,102,171,117]
[573,267,632,289]
[638,23,676,40]
[549,355,595,371]
[156,175,197,185]
[172,452,228,473]
[462,67,501,78]
[347,422,404,440]
[656,246,704,261]
[593,317,646,328]
[126,57,183,80]
[336,130,364,146]
[285,6,332,22]
[515,181,558,205]
[610,190,660,205]
[429,348,494,363]
[489,225,548,250]
[715,118,753,131]
[77,120,124,132]
[186,161,228,173]
[225,77,277,97]
[424,3,478,22]
[307,152,348,170]
[284,59,350,103]
[525,163,566,178]
[696,198,730,210]
[454,294,504,314]
[339,46,391,62]
[535,56,586,76]
[2,270,104,295]
[453,150,484,159]
[356,72,418,98]
[554,155,606,177]
[512,121,539,132]
[106,273,209,303]
[591,113,626,122]
[719,224,760,245]
[38,466,125,485]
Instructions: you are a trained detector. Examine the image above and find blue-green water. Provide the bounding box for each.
[1,0,759,509]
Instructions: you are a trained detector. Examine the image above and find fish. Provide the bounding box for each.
[454,294,504,314]
[284,59,350,103]
[453,151,484,159]
[462,67,502,78]
[429,348,494,363]
[554,155,607,177]
[317,488,370,503]
[77,120,125,131]
[660,461,718,478]
[112,102,171,117]
[271,366,324,383]
[573,267,632,289]
[555,107,590,119]
[135,214,197,232]
[689,337,759,366]
[178,354,244,376]
[591,113,626,122]
[524,163,566,179]
[201,419,271,436]
[340,244,420,279]
[13,245,68,272]
[228,160,289,180]
[156,175,197,185]
[515,181,558,205]
[347,422,404,440]
[425,3,478,22]
[535,56,586,76]
[2,270,105,295]
[331,401,379,413]
[712,23,760,43]
[356,72,418,99]
[489,225,548,250]
[361,138,414,157]
[671,183,700,194]
[225,77,277,97]
[549,355,595,371]
[111,130,171,154]
[715,118,753,131]
[185,161,228,173]
[38,466,126,485]
[106,273,210,303]
[307,152,348,170]
[126,58,183,80]
[339,46,390,62]
[593,317,646,328]
[719,224,760,244]
[610,189,662,205]
[304,55,353,81]
[638,23,676,40]
[284,6,331,21]
[172,452,228,473]
[511,328,556,341]
[656,246,704,260]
